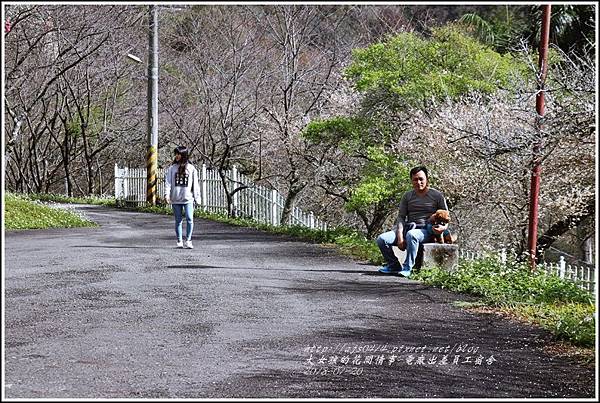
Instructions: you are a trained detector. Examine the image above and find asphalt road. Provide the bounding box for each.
[3,204,596,399]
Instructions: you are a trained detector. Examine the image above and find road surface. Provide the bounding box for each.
[3,205,596,398]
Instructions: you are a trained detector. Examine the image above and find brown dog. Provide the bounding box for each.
[428,209,453,244]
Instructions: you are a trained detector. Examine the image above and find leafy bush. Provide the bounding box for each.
[344,25,528,107]
[344,147,412,215]
[417,257,592,304]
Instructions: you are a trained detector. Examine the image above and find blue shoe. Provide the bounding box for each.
[399,269,412,278]
[378,265,400,274]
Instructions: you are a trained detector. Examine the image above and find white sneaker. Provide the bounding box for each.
[184,240,193,249]
[176,240,184,248]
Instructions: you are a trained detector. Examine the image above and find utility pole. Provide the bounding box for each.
[146,5,159,205]
[527,4,551,270]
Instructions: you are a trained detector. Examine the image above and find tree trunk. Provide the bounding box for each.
[536,198,594,260]
[280,182,307,226]
[218,171,235,217]
[64,159,73,197]
[581,235,594,264]
[366,211,390,239]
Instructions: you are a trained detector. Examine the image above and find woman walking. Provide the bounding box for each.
[165,146,201,249]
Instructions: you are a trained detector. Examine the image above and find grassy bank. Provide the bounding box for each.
[4,193,99,230]
[414,257,596,351]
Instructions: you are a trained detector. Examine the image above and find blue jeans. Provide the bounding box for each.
[376,228,429,272]
[173,202,194,241]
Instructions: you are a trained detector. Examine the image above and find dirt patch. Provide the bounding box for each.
[464,305,595,367]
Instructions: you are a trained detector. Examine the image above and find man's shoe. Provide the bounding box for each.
[176,240,184,248]
[378,265,400,274]
[400,269,412,278]
[184,240,194,249]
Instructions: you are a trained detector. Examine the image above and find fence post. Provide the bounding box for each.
[271,189,278,226]
[124,166,129,201]
[232,165,239,216]
[559,255,566,278]
[114,164,119,198]
[310,212,315,229]
[201,163,207,211]
[500,248,507,264]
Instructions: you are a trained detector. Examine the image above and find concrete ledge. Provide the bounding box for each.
[421,243,459,271]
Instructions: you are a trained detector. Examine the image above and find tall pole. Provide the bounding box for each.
[146,5,159,205]
[527,4,551,270]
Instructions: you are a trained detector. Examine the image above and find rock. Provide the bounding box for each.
[420,243,459,272]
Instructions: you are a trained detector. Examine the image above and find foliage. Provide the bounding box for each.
[302,120,415,236]
[302,116,372,153]
[458,8,531,53]
[345,146,412,214]
[344,25,527,108]
[459,5,596,57]
[414,257,595,347]
[302,115,408,236]
[302,24,530,237]
[4,193,98,230]
[418,42,595,253]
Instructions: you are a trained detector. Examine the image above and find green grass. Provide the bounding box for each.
[413,257,596,348]
[18,192,117,206]
[4,193,99,230]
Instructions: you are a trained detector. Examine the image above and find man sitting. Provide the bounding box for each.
[376,166,449,277]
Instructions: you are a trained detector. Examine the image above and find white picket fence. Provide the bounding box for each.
[114,164,327,230]
[459,248,596,295]
[539,256,596,296]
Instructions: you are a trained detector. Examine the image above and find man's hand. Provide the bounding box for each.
[396,231,406,251]
[396,228,406,250]
[432,223,448,235]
